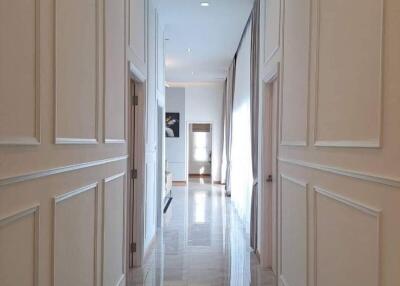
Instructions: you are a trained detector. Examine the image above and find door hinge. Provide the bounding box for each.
[131,169,138,179]
[132,95,139,106]
[130,242,136,253]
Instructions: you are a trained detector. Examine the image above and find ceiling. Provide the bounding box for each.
[158,0,253,83]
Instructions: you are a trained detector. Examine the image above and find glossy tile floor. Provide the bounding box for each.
[128,178,275,286]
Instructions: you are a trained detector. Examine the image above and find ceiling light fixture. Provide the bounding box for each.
[187,48,192,53]
[200,2,210,7]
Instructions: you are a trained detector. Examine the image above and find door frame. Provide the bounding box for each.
[258,62,280,275]
[185,121,214,183]
[156,94,165,229]
[127,62,146,268]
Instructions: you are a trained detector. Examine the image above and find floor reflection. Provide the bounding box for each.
[128,178,275,286]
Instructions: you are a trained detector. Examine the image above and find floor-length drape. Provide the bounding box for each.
[250,0,261,251]
[222,60,236,196]
[221,81,228,184]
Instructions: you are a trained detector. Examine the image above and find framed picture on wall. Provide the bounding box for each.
[166,112,180,138]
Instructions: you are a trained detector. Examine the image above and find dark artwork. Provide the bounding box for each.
[166,112,180,137]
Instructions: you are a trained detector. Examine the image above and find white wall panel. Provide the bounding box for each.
[55,0,99,144]
[53,184,98,286]
[0,206,39,286]
[314,187,380,286]
[0,0,129,285]
[314,0,383,147]
[104,0,126,143]
[280,175,307,286]
[264,0,281,65]
[129,0,147,76]
[280,0,310,146]
[0,0,40,145]
[103,174,125,286]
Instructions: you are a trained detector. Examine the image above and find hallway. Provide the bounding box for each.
[129,179,275,285]
[1,0,400,285]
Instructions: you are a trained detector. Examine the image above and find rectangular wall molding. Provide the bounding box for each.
[128,0,147,74]
[263,0,281,66]
[0,0,40,146]
[54,0,100,144]
[279,174,308,286]
[102,173,126,286]
[53,183,98,286]
[104,0,127,144]
[313,187,381,286]
[279,0,311,147]
[313,0,384,147]
[0,205,40,286]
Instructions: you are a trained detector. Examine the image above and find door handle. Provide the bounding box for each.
[266,175,273,182]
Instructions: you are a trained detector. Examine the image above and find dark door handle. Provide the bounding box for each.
[266,175,273,182]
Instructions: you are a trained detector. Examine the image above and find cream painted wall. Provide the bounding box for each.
[165,87,187,181]
[258,0,400,285]
[0,0,163,284]
[185,83,224,182]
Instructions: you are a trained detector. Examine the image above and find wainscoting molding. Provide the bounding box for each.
[54,0,100,144]
[129,61,147,82]
[0,205,40,286]
[313,0,384,148]
[263,0,281,66]
[104,0,127,144]
[279,174,308,286]
[0,155,128,187]
[313,186,381,286]
[0,0,41,146]
[279,0,311,148]
[102,172,126,286]
[53,183,99,286]
[278,157,400,188]
[55,138,99,145]
[128,0,147,74]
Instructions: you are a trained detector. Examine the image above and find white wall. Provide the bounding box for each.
[165,87,186,181]
[185,83,224,182]
[0,0,129,284]
[257,0,400,284]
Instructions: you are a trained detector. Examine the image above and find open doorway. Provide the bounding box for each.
[187,123,213,183]
[127,63,146,269]
[259,64,280,275]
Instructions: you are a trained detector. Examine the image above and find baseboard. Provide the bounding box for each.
[189,174,211,177]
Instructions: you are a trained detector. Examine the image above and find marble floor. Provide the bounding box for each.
[128,178,275,286]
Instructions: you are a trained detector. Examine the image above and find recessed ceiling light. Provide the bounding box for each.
[187,48,192,53]
[200,2,210,7]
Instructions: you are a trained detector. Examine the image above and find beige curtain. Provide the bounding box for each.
[250,0,261,251]
[221,60,236,195]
